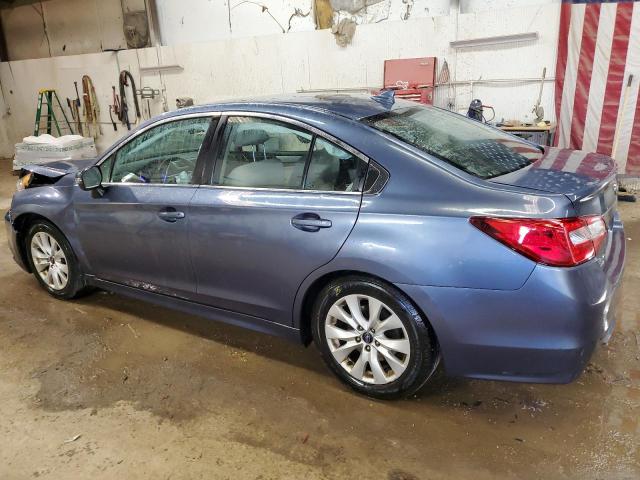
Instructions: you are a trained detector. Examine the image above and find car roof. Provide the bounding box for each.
[172,93,413,121]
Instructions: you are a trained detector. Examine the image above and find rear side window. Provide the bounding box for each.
[305,138,367,192]
[362,106,543,179]
[213,116,367,192]
[214,117,312,189]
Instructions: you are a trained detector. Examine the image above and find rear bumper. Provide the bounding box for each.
[398,221,626,384]
[5,210,29,272]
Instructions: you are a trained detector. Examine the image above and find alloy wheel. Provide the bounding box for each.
[30,232,69,291]
[325,294,411,384]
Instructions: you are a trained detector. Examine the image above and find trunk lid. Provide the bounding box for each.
[490,147,622,275]
[490,146,618,217]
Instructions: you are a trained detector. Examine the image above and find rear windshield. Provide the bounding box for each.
[362,106,543,179]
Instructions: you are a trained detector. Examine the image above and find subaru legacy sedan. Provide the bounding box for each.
[5,93,625,399]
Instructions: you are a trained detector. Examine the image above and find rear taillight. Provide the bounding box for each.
[470,215,607,267]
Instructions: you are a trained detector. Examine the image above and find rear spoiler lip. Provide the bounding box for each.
[570,173,618,217]
[491,171,618,212]
[572,172,617,204]
[489,153,618,204]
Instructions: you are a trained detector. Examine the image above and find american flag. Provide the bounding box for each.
[554,0,640,176]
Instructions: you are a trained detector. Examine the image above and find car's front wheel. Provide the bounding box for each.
[312,275,439,399]
[25,220,85,299]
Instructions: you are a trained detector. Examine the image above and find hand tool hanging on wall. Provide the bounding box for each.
[110,86,121,131]
[81,75,103,139]
[108,106,117,131]
[69,99,82,135]
[437,59,455,111]
[136,86,160,120]
[73,82,84,136]
[532,67,547,124]
[66,98,76,125]
[118,70,141,130]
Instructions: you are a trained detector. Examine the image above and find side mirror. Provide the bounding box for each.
[78,165,102,191]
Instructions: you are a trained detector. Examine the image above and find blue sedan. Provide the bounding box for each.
[5,93,625,399]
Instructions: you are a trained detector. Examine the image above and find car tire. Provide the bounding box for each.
[312,275,439,399]
[25,220,85,300]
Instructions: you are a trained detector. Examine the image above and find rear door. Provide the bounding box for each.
[188,114,368,325]
[74,114,218,297]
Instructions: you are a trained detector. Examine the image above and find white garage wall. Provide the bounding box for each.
[0,0,129,60]
[460,0,559,14]
[154,0,452,46]
[0,2,560,157]
[0,0,453,60]
[155,0,316,45]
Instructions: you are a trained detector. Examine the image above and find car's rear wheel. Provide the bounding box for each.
[25,220,84,299]
[312,275,439,399]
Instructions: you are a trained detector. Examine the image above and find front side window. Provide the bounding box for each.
[99,155,114,181]
[214,117,312,189]
[110,117,212,184]
[362,106,543,179]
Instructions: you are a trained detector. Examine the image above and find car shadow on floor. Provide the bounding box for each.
[73,288,469,401]
[75,289,328,373]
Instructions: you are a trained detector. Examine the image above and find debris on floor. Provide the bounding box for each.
[62,434,82,444]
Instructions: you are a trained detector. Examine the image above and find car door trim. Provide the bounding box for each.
[94,110,379,194]
[197,184,363,195]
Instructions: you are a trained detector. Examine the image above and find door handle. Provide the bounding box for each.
[158,208,185,223]
[291,213,332,232]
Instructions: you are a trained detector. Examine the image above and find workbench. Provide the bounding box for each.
[498,123,556,146]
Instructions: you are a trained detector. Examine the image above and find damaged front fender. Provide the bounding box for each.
[19,158,96,181]
[4,209,30,272]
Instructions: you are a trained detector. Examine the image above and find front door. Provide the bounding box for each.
[189,115,368,325]
[74,115,217,297]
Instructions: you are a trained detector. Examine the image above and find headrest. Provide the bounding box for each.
[322,141,352,159]
[234,128,270,147]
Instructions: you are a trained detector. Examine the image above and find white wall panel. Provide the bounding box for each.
[460,0,559,14]
[1,5,53,60]
[153,0,451,47]
[155,0,234,45]
[1,0,127,61]
[452,2,560,120]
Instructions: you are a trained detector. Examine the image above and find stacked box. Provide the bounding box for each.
[13,134,98,170]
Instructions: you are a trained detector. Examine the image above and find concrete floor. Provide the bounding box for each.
[0,161,638,480]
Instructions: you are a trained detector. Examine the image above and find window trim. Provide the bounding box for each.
[96,112,222,188]
[207,111,369,195]
[300,135,317,190]
[94,110,375,194]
